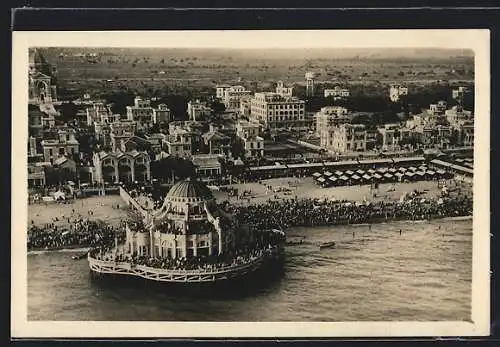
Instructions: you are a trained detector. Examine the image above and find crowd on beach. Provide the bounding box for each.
[28,217,126,251]
[229,193,473,231]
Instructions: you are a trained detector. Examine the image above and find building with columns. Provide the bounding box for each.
[92,150,151,184]
[125,178,236,259]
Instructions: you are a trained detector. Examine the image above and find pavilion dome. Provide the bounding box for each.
[165,178,214,202]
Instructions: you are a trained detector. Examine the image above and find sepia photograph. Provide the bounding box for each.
[11,29,490,338]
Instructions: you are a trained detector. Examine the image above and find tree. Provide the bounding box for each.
[59,102,78,123]
[210,100,226,114]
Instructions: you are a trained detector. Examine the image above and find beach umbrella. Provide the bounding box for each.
[377,167,388,174]
[334,170,343,176]
[345,170,354,176]
[373,173,382,180]
[368,169,376,174]
[351,174,361,180]
[328,176,338,182]
[356,169,365,175]
[362,174,372,180]
[324,171,333,177]
[312,172,322,178]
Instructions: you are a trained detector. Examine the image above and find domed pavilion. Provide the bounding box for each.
[88,178,285,283]
[125,178,238,260]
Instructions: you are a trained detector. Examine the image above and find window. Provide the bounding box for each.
[59,147,65,155]
[49,148,53,156]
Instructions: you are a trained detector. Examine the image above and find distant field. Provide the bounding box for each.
[38,47,474,99]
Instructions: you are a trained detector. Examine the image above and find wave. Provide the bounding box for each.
[28,247,90,255]
[442,216,473,221]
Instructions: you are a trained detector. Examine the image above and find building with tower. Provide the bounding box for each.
[28,48,58,104]
[305,72,316,97]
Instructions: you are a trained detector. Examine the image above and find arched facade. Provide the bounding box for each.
[93,151,151,184]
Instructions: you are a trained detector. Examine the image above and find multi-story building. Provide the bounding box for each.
[250,92,306,130]
[27,164,46,188]
[377,123,412,151]
[239,95,252,117]
[389,84,408,102]
[321,124,372,153]
[324,86,350,99]
[445,105,473,128]
[41,128,79,163]
[144,133,167,153]
[93,150,151,184]
[126,96,156,129]
[168,121,204,154]
[165,128,192,158]
[110,120,137,152]
[224,86,253,111]
[452,86,468,100]
[187,100,212,121]
[236,120,264,158]
[276,81,293,97]
[216,84,231,100]
[86,102,117,126]
[153,103,172,125]
[429,101,448,116]
[314,106,352,135]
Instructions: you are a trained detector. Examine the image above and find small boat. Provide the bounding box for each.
[72,252,88,260]
[319,241,336,249]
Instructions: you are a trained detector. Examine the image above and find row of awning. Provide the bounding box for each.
[314,167,448,184]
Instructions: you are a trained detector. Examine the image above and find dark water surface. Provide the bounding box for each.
[28,219,472,321]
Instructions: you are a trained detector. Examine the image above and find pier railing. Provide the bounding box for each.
[88,252,268,282]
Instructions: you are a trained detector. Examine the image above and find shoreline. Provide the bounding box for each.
[27,214,472,254]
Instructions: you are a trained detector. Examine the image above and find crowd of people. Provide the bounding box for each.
[89,246,267,272]
[28,218,126,251]
[229,193,473,231]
